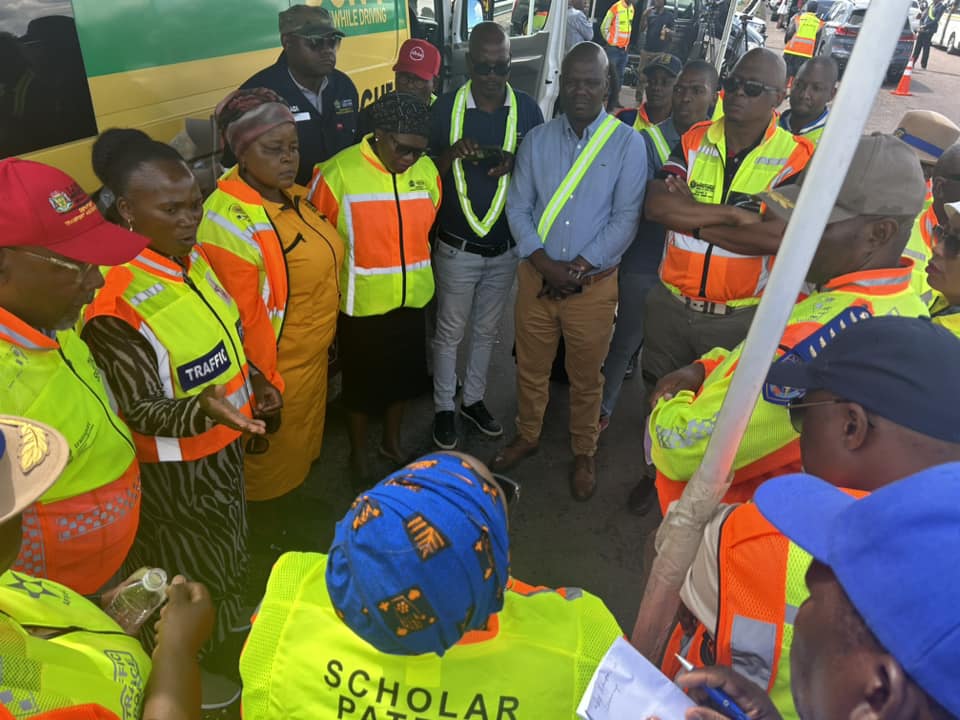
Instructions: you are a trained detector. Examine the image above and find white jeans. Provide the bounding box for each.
[431,240,518,412]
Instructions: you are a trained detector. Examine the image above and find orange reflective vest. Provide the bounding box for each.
[601,0,634,48]
[200,168,290,392]
[651,260,929,514]
[86,247,254,463]
[309,136,440,317]
[784,12,822,58]
[660,118,814,305]
[902,203,941,308]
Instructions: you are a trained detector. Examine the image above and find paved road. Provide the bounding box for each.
[269,23,960,639]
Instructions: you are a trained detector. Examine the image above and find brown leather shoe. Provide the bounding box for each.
[490,436,539,472]
[570,454,597,501]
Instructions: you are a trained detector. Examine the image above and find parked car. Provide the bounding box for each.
[815,0,916,84]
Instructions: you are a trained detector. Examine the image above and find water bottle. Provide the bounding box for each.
[106,567,169,634]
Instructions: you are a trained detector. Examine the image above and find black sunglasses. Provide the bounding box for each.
[386,134,427,159]
[933,224,960,258]
[298,35,341,50]
[722,75,779,97]
[472,61,511,77]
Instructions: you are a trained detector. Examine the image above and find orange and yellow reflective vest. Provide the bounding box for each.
[660,117,814,305]
[784,12,822,58]
[86,247,254,463]
[650,260,929,514]
[601,0,634,48]
[902,203,942,309]
[200,168,291,392]
[308,136,440,317]
[240,552,624,720]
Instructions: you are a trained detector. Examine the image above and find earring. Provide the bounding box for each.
[126,218,134,232]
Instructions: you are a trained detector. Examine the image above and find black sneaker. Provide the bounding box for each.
[460,401,503,437]
[433,411,458,449]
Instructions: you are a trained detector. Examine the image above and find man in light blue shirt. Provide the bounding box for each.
[497,41,646,501]
[566,0,594,55]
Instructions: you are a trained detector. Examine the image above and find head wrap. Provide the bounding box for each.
[369,92,432,138]
[215,87,295,158]
[326,453,511,656]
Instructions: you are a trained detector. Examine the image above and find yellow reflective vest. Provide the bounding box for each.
[86,247,253,463]
[784,12,822,57]
[0,569,151,718]
[0,308,136,504]
[309,136,441,317]
[240,552,624,720]
[932,302,960,337]
[902,203,942,309]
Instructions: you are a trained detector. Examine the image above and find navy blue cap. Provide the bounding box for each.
[643,53,683,78]
[755,465,960,717]
[765,316,960,443]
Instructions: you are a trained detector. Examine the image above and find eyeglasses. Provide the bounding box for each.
[385,134,427,159]
[297,35,341,51]
[12,248,95,278]
[472,61,511,76]
[933,224,960,258]
[491,473,521,505]
[722,75,780,97]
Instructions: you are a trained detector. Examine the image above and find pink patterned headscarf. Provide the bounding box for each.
[215,88,295,158]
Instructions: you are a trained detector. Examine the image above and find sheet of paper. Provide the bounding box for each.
[577,637,695,720]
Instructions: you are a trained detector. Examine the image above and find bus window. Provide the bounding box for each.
[0,2,97,159]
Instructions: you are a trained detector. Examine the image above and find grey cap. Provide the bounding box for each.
[279,5,345,38]
[758,134,927,224]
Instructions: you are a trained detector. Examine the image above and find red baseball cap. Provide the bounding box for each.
[0,159,149,266]
[392,39,441,82]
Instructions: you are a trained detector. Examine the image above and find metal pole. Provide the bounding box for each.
[630,0,915,661]
[715,0,739,71]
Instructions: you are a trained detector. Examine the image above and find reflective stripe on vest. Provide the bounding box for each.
[240,552,624,720]
[0,569,151,718]
[537,114,620,242]
[784,13,820,57]
[310,139,439,317]
[644,124,672,165]
[0,315,136,504]
[660,118,813,304]
[201,172,289,338]
[87,248,253,463]
[449,82,518,237]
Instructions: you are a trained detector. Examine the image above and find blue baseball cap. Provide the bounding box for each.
[765,316,960,443]
[755,465,960,717]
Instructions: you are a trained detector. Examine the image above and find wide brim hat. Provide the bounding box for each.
[0,416,69,525]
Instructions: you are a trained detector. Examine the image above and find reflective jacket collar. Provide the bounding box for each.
[707,113,780,149]
[779,107,829,136]
[359,134,391,175]
[820,259,914,295]
[130,247,190,282]
[0,306,58,351]
[217,166,267,206]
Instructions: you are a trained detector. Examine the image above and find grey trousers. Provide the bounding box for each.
[601,271,658,418]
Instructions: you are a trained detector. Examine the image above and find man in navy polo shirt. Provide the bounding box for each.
[428,22,544,450]
[232,5,359,185]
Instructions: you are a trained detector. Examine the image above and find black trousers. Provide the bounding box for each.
[913,31,934,68]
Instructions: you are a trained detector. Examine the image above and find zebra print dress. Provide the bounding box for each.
[82,316,247,660]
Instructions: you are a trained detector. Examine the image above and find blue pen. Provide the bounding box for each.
[675,654,751,720]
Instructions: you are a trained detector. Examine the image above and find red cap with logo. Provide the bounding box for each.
[392,39,441,82]
[0,159,149,266]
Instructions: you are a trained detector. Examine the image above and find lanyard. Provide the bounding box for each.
[449,81,518,238]
[537,114,619,243]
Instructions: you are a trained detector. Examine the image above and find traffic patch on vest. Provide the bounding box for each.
[177,341,232,391]
[325,659,521,719]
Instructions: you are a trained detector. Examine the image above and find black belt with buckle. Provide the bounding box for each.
[438,230,516,258]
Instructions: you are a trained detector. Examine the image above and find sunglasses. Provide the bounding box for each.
[933,224,960,258]
[12,247,96,280]
[787,398,844,434]
[491,473,521,505]
[297,35,341,51]
[472,61,511,77]
[386,134,427,159]
[722,75,780,97]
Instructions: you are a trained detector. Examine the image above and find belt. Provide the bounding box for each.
[438,230,516,258]
[672,292,735,316]
[580,265,618,286]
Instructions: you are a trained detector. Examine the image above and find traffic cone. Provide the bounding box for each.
[891,58,914,96]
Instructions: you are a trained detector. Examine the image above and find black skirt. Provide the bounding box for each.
[338,307,429,414]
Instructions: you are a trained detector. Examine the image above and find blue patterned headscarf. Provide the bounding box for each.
[326,453,511,656]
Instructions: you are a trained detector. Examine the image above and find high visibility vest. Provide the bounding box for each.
[308,136,440,317]
[660,118,814,305]
[633,104,653,133]
[200,168,290,391]
[650,261,929,514]
[0,309,136,504]
[780,108,829,146]
[602,1,634,48]
[240,552,624,720]
[902,204,942,309]
[0,569,151,719]
[86,247,253,463]
[784,12,822,57]
[932,303,960,337]
[644,123,672,165]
